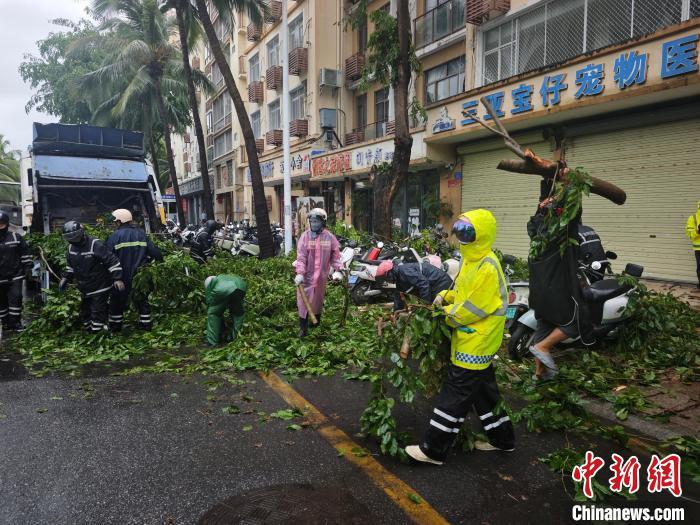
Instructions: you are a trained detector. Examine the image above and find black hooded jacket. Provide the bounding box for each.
[390,262,453,311]
[64,234,123,296]
[0,229,32,283]
[191,224,217,263]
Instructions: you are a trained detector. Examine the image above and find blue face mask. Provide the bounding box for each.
[309,217,323,233]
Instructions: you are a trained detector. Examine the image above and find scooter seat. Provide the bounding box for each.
[582,279,631,303]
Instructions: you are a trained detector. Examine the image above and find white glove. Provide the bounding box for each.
[294,274,304,286]
[432,294,444,306]
[114,280,126,292]
[332,271,343,282]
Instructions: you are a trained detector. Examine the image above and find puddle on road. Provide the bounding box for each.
[198,483,374,524]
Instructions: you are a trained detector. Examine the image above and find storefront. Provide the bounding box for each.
[426,23,700,282]
[179,174,215,225]
[310,131,459,234]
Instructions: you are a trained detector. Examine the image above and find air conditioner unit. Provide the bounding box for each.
[319,108,337,129]
[319,68,342,89]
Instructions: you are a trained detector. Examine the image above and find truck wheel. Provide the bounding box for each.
[350,282,371,305]
[508,324,535,361]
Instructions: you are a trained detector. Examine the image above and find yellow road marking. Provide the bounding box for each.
[258,370,450,525]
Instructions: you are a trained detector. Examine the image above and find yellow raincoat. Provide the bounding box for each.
[438,209,508,370]
[685,201,700,251]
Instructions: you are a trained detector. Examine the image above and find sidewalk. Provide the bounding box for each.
[642,278,700,311]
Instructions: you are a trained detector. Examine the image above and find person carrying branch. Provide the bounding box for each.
[686,200,700,288]
[374,257,453,312]
[405,209,515,465]
[59,221,124,333]
[190,220,219,264]
[294,208,343,338]
[106,209,162,331]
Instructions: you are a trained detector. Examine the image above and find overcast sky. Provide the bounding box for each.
[0,0,91,155]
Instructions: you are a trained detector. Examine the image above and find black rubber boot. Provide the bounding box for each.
[299,317,308,338]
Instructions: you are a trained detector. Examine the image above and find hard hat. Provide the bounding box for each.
[308,208,327,221]
[375,260,394,278]
[0,211,9,226]
[112,209,133,223]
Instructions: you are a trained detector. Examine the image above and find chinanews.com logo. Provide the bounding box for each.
[570,451,686,522]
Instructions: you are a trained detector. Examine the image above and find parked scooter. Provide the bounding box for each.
[506,227,644,360]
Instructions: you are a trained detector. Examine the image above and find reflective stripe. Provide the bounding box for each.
[479,412,493,421]
[433,408,464,423]
[114,241,147,250]
[480,257,508,316]
[2,241,19,246]
[9,307,21,311]
[454,352,494,365]
[12,275,24,281]
[484,416,510,431]
[429,419,459,433]
[108,264,122,272]
[450,300,489,319]
[86,286,112,296]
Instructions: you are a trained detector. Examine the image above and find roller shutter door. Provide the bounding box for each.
[565,118,700,282]
[460,132,553,260]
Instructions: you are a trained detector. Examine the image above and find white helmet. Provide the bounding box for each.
[308,208,327,221]
[112,208,133,223]
[205,276,215,288]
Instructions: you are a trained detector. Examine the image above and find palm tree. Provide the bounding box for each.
[83,0,206,225]
[194,0,275,258]
[167,0,215,221]
[0,135,21,204]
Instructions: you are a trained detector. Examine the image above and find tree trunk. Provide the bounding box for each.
[149,134,162,188]
[154,77,186,225]
[372,1,413,240]
[195,0,274,258]
[176,1,215,221]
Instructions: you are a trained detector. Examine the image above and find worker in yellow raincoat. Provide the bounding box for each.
[406,209,515,465]
[686,201,700,288]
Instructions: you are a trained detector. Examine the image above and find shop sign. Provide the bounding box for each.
[453,33,699,128]
[432,106,455,134]
[311,151,352,178]
[246,152,311,182]
[408,208,420,217]
[447,179,461,188]
[161,194,176,201]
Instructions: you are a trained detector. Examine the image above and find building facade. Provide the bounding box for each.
[423,0,700,282]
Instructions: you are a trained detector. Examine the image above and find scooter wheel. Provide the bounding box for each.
[350,281,372,305]
[508,324,535,361]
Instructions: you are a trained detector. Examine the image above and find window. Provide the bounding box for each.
[356,94,367,130]
[206,111,212,133]
[375,88,389,123]
[290,82,307,121]
[358,15,368,53]
[249,53,260,82]
[289,14,304,50]
[267,36,279,67]
[213,130,233,159]
[211,62,223,87]
[251,111,261,138]
[211,94,231,133]
[268,99,281,130]
[481,0,689,85]
[425,56,465,104]
[415,0,465,48]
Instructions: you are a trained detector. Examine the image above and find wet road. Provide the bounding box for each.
[1,362,698,524]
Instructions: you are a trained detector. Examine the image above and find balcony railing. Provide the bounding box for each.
[352,121,389,142]
[248,81,264,103]
[290,119,308,137]
[266,129,283,147]
[414,0,466,49]
[212,113,232,134]
[289,47,308,75]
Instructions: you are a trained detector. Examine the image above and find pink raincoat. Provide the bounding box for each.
[295,229,342,318]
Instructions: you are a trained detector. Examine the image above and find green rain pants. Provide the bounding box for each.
[205,275,248,345]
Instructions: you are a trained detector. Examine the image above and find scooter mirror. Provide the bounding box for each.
[606,251,618,260]
[377,242,384,249]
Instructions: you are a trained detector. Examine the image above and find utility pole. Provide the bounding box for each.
[282,1,292,254]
